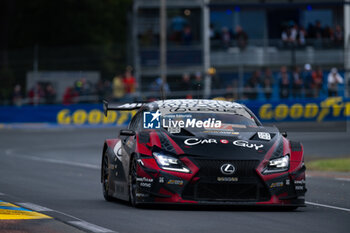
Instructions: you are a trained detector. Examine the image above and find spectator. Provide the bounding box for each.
[235,25,248,51]
[298,26,307,46]
[209,67,222,91]
[278,66,290,99]
[179,73,192,93]
[314,20,323,48]
[45,84,56,104]
[292,66,303,98]
[81,78,93,96]
[12,84,23,106]
[28,83,45,105]
[334,25,343,47]
[112,75,125,101]
[104,80,113,100]
[192,72,203,92]
[312,67,323,98]
[261,68,274,100]
[244,70,261,100]
[150,77,170,93]
[63,87,77,105]
[290,24,298,42]
[221,27,231,48]
[327,67,343,96]
[322,25,333,48]
[182,26,193,45]
[123,69,136,94]
[281,27,293,47]
[302,64,314,98]
[170,16,188,43]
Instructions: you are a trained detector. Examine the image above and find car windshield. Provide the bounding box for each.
[162,110,257,132]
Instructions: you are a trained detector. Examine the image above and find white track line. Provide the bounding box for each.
[17,202,53,212]
[16,202,115,233]
[335,178,350,182]
[0,192,4,195]
[306,201,350,213]
[24,156,100,169]
[69,221,115,233]
[4,149,99,169]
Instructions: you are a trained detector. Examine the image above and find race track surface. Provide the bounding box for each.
[0,126,349,233]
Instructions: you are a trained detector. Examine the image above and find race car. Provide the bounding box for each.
[101,99,306,209]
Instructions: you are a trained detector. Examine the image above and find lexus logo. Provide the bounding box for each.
[220,164,235,175]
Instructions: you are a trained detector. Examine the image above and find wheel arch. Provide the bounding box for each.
[101,142,109,183]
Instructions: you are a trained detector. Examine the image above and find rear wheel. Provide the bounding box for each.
[102,153,113,201]
[285,206,298,211]
[129,156,138,207]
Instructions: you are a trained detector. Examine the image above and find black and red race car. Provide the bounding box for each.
[101,99,306,209]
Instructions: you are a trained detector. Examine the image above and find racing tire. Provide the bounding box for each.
[102,153,114,202]
[129,156,139,207]
[285,206,298,211]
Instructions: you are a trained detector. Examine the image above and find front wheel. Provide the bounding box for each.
[102,153,113,201]
[129,156,139,207]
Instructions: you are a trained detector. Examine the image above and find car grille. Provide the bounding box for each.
[182,159,270,201]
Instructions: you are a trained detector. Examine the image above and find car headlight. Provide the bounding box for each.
[153,152,190,173]
[263,155,289,174]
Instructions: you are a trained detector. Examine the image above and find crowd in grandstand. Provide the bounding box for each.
[10,65,345,106]
[281,21,343,48]
[244,64,344,100]
[210,24,249,50]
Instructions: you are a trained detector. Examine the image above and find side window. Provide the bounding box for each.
[128,110,144,131]
[135,111,143,131]
[128,113,138,130]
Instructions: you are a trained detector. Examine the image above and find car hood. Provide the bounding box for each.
[158,126,282,160]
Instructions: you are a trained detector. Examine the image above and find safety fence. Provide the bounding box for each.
[0,97,349,127]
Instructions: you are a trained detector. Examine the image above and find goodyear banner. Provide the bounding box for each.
[242,97,350,122]
[0,104,136,126]
[0,97,349,126]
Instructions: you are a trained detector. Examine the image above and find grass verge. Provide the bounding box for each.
[306,158,350,172]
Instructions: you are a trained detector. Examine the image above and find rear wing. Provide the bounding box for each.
[103,100,143,116]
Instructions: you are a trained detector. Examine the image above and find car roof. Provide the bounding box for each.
[147,99,245,113]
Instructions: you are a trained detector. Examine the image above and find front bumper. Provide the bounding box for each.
[134,156,306,206]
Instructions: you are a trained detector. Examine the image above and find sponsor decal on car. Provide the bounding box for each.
[140,182,152,188]
[220,139,229,144]
[203,130,239,135]
[257,132,271,140]
[270,182,284,188]
[136,177,153,183]
[217,177,239,182]
[136,193,149,197]
[184,138,217,146]
[294,179,305,190]
[167,180,184,186]
[220,164,236,175]
[233,140,263,150]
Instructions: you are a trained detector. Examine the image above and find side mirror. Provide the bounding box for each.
[282,132,287,138]
[119,129,135,137]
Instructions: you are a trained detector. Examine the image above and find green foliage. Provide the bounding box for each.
[307,158,350,172]
[10,0,132,47]
[1,0,132,100]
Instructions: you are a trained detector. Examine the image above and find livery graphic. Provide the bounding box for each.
[101,99,306,209]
